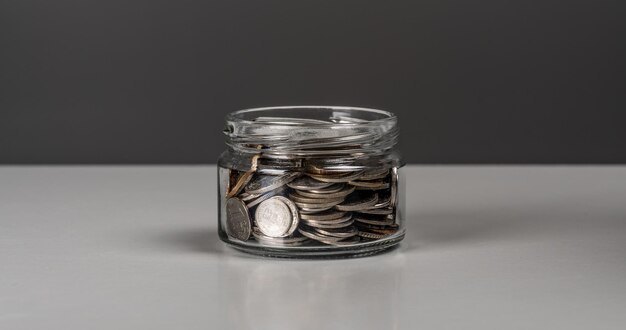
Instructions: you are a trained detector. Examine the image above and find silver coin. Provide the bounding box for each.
[225,198,252,241]
[303,183,345,194]
[294,199,344,209]
[335,193,378,211]
[254,197,294,237]
[256,168,295,176]
[272,196,300,237]
[294,185,355,199]
[298,206,335,213]
[287,176,334,190]
[368,195,391,209]
[354,225,400,236]
[355,184,390,190]
[246,186,285,208]
[353,214,395,226]
[238,192,259,202]
[302,218,354,229]
[306,171,364,183]
[300,210,348,221]
[357,231,389,239]
[245,172,300,195]
[252,228,309,245]
[298,227,346,243]
[358,168,390,181]
[314,226,358,238]
[301,213,353,225]
[288,192,345,205]
[348,179,384,187]
[350,180,390,190]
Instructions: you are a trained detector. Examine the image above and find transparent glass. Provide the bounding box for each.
[218,106,405,258]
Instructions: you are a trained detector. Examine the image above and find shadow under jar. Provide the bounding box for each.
[218,106,405,258]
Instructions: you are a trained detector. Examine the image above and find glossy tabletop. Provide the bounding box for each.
[1,166,625,329]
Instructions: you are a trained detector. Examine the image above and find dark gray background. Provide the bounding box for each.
[1,0,624,164]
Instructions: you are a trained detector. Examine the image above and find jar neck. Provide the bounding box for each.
[223,106,400,161]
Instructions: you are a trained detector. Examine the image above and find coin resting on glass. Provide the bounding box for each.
[218,106,404,258]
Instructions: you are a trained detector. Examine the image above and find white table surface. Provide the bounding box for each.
[1,166,625,329]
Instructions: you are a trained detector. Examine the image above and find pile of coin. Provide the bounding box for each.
[223,160,399,247]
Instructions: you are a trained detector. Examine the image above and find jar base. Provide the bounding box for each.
[219,231,405,259]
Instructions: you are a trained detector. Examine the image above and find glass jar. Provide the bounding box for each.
[217,106,405,258]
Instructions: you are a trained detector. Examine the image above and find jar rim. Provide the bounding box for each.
[223,105,400,160]
[225,105,397,128]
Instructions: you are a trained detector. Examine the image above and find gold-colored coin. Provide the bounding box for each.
[226,171,254,198]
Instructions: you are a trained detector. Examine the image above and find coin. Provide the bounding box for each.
[363,227,399,235]
[294,185,355,199]
[287,176,334,190]
[252,228,309,246]
[298,206,335,213]
[303,183,345,194]
[273,196,300,237]
[349,179,384,188]
[298,227,346,243]
[314,226,358,238]
[306,171,364,183]
[368,195,391,209]
[358,168,390,180]
[335,192,378,211]
[245,172,300,195]
[225,197,252,241]
[357,231,389,239]
[246,186,286,208]
[294,199,344,210]
[350,180,390,190]
[226,171,254,198]
[301,217,354,229]
[300,210,348,221]
[288,192,345,205]
[300,213,353,225]
[355,222,399,231]
[255,197,294,237]
[353,214,395,226]
[239,192,261,202]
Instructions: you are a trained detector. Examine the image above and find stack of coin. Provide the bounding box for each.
[348,168,399,240]
[251,228,308,247]
[287,172,360,245]
[223,164,400,246]
[297,210,359,245]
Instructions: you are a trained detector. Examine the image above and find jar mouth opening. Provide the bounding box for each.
[224,105,400,160]
[225,105,397,128]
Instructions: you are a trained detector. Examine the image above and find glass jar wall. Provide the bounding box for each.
[218,106,405,258]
